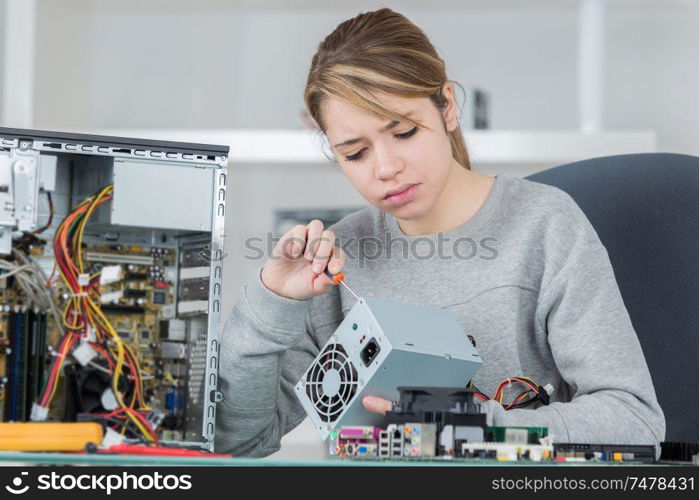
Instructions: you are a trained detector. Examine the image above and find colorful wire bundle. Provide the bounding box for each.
[470,376,551,410]
[36,185,158,444]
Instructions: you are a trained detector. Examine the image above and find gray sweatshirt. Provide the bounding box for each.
[214,174,665,457]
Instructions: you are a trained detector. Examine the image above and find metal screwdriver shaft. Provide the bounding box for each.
[339,280,361,301]
[325,271,361,301]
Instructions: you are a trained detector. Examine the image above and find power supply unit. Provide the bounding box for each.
[0,127,228,451]
[294,296,482,441]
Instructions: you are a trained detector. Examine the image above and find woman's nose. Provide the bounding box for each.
[373,147,404,180]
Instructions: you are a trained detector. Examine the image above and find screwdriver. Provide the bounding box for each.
[325,271,361,301]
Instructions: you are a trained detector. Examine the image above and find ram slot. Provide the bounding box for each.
[37,313,47,403]
[19,310,30,421]
[24,310,35,419]
[8,311,20,421]
[28,312,46,415]
[2,318,9,421]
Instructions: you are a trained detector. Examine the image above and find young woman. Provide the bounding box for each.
[215,8,664,457]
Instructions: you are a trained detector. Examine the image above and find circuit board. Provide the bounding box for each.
[328,424,657,464]
[0,239,195,443]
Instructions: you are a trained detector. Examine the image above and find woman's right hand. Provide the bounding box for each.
[260,219,346,301]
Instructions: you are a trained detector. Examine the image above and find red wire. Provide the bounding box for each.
[122,348,144,408]
[40,332,77,407]
[40,194,111,407]
[505,390,535,410]
[89,342,115,373]
[496,378,541,410]
[126,408,159,444]
[40,190,157,443]
[495,378,539,401]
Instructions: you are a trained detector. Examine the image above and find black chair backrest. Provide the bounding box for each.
[526,153,699,443]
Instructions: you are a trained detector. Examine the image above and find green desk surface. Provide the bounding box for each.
[0,452,694,467]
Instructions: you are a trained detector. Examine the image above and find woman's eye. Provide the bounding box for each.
[395,126,419,140]
[345,148,366,162]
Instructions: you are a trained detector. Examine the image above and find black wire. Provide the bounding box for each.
[13,192,54,252]
[467,381,490,401]
[471,378,549,409]
[506,384,549,409]
[33,191,54,234]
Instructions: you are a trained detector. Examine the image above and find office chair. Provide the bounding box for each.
[526,153,699,443]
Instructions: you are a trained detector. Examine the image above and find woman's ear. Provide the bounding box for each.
[441,83,459,133]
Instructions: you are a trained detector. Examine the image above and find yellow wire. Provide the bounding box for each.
[46,194,93,404]
[47,333,75,403]
[49,185,153,442]
[84,297,153,441]
[76,186,112,273]
[123,342,150,410]
[76,187,152,441]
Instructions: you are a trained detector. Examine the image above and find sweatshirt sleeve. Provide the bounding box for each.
[214,269,319,457]
[482,203,666,455]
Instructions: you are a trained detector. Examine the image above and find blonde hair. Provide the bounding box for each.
[304,8,470,170]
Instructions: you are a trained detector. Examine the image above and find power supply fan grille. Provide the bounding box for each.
[305,343,358,423]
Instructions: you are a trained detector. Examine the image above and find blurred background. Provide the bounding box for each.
[1,0,697,459]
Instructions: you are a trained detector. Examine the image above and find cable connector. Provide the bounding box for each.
[30,402,49,421]
[73,341,98,367]
[100,427,126,449]
[99,265,123,286]
[539,383,554,406]
[100,290,123,304]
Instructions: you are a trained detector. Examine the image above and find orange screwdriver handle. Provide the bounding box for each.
[325,271,345,285]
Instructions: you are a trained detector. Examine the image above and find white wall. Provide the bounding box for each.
[33,3,580,130]
[29,1,699,156]
[605,6,699,154]
[0,1,5,118]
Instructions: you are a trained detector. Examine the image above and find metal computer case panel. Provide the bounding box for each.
[0,128,228,451]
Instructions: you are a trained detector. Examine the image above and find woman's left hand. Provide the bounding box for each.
[362,396,393,415]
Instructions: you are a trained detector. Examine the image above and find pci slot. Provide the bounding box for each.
[84,252,154,266]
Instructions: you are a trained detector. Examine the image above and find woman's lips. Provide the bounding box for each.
[383,183,420,206]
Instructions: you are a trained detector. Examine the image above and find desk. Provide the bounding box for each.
[0,451,694,467]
